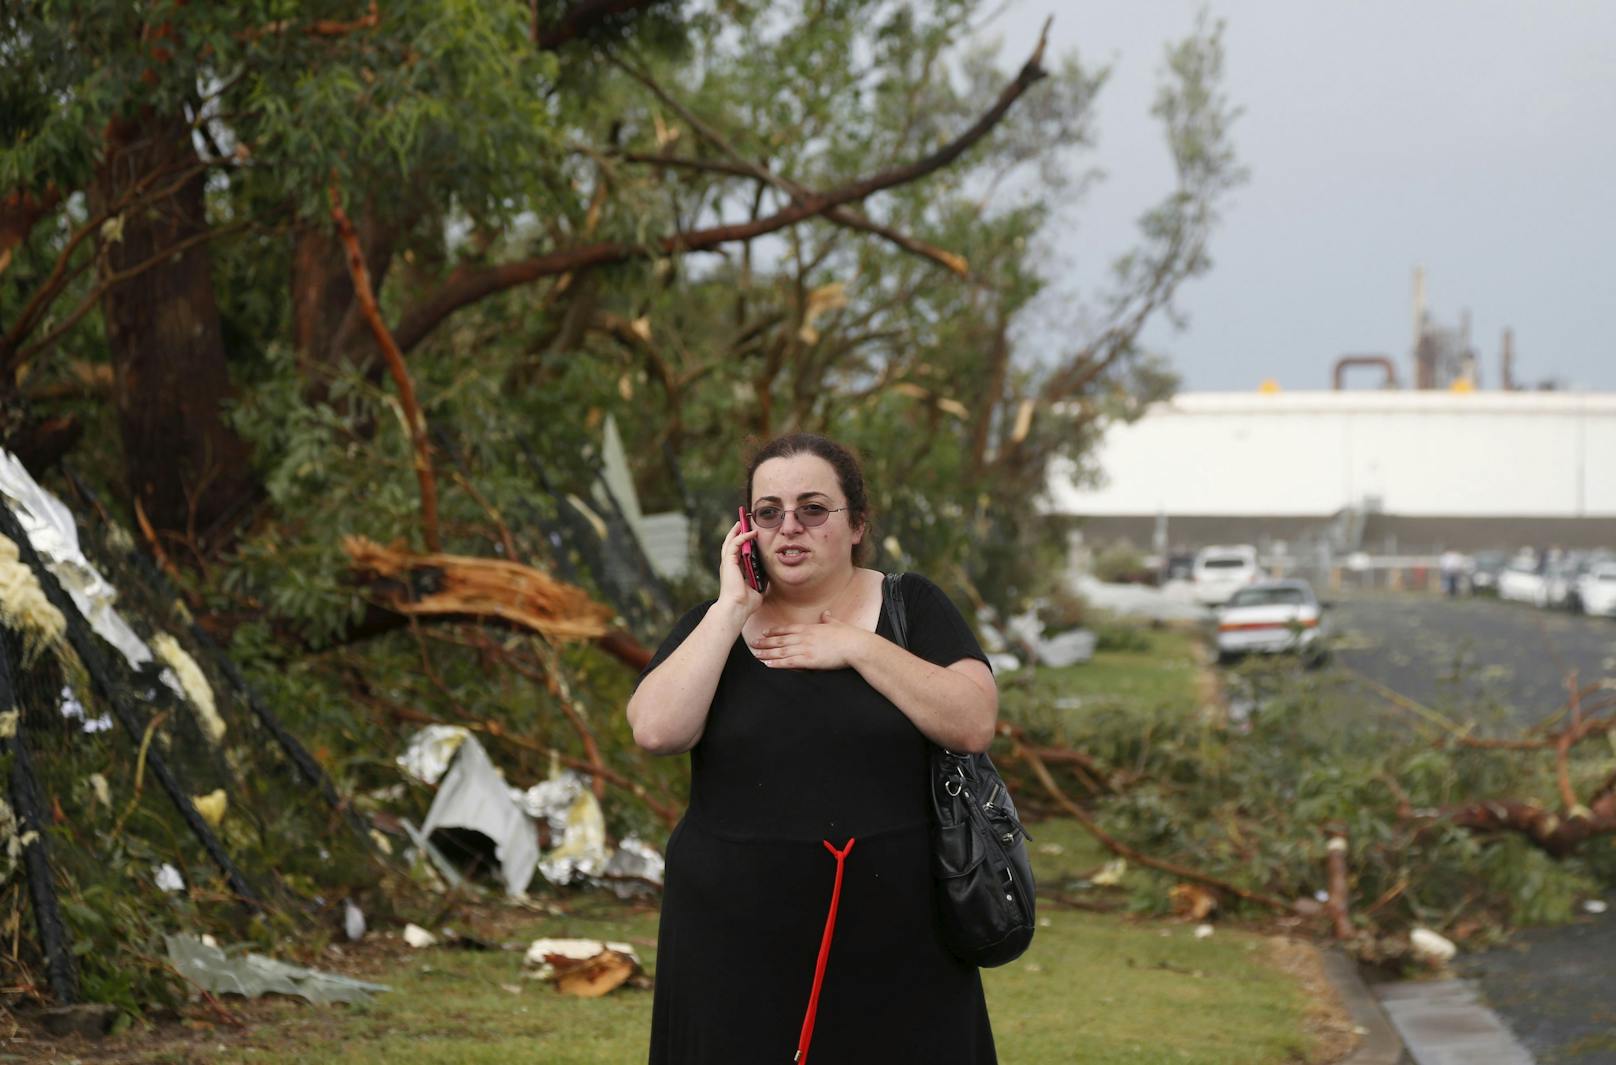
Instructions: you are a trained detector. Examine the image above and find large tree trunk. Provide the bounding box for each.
[93,110,255,552]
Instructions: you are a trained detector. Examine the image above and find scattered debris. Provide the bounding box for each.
[165,934,391,1005]
[1004,610,1095,668]
[598,834,665,897]
[419,735,539,896]
[1409,927,1457,967]
[191,789,227,827]
[1193,923,1215,940]
[1582,899,1608,915]
[522,938,645,998]
[397,725,472,786]
[0,451,184,700]
[1090,859,1128,887]
[1170,883,1219,921]
[521,768,608,886]
[403,924,438,949]
[1070,574,1207,623]
[153,864,185,893]
[343,899,366,942]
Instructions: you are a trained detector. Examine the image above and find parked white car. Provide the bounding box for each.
[1214,580,1328,664]
[1496,557,1547,606]
[1193,544,1260,606]
[1577,562,1616,617]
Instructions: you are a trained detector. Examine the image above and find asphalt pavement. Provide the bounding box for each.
[1329,592,1616,730]
[1327,591,1616,1065]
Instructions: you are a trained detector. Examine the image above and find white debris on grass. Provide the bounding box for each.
[419,735,539,896]
[402,923,437,949]
[1090,859,1128,887]
[343,899,366,941]
[1194,924,1215,940]
[1000,608,1094,668]
[1070,574,1209,624]
[1582,899,1609,915]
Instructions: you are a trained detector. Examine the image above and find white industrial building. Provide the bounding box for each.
[1049,390,1616,553]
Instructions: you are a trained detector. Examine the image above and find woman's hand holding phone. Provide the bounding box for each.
[718,514,765,613]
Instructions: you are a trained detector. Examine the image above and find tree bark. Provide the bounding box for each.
[92,110,256,551]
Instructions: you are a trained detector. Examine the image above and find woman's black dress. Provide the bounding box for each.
[642,573,997,1064]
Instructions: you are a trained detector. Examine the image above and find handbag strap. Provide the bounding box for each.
[882,571,909,649]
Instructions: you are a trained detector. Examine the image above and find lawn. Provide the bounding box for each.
[39,625,1340,1064]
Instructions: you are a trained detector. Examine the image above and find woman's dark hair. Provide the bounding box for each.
[745,433,872,563]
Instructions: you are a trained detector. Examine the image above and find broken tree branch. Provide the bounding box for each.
[342,536,614,642]
[330,182,441,552]
[1010,730,1294,913]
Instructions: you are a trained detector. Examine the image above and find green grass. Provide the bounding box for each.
[94,820,1319,1065]
[87,625,1324,1064]
[1020,627,1202,714]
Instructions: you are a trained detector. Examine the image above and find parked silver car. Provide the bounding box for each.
[1214,579,1328,665]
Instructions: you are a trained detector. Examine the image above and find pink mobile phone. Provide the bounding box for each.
[737,506,766,593]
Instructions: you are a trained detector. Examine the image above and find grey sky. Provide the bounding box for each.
[993,1,1616,393]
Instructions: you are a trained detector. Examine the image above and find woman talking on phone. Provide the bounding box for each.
[628,432,999,1064]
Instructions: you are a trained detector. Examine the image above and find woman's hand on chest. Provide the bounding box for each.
[748,610,879,671]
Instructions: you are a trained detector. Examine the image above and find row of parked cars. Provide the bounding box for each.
[1475,551,1616,616]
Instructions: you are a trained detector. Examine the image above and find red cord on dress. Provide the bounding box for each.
[794,837,856,1064]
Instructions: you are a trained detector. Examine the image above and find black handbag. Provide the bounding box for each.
[883,573,1036,968]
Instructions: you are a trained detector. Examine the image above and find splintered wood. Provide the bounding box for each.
[342,536,613,640]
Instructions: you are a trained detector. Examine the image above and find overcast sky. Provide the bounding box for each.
[992,1,1616,394]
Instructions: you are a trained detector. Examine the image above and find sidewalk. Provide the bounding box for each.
[1319,950,1539,1065]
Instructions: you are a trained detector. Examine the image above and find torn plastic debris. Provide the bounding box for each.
[397,724,472,786]
[0,450,184,702]
[165,933,390,1005]
[598,835,665,898]
[419,735,538,896]
[520,769,608,886]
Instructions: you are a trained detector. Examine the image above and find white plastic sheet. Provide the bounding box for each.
[0,449,184,700]
[419,736,539,897]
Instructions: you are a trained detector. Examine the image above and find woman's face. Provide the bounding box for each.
[750,454,863,591]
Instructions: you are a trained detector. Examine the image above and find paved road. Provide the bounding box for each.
[1330,592,1616,730]
[1328,592,1616,1065]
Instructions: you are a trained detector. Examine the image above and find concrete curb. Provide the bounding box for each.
[1318,949,1412,1065]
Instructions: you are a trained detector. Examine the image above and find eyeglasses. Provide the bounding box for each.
[749,503,848,529]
